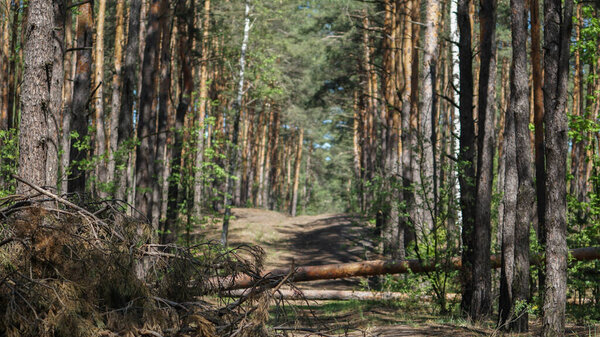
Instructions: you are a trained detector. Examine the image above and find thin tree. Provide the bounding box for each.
[291,128,304,217]
[94,0,108,197]
[47,0,66,189]
[222,0,251,247]
[193,0,211,218]
[107,0,125,186]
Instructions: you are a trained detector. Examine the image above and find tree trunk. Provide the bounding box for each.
[153,1,173,228]
[510,0,534,329]
[118,0,142,201]
[418,0,440,231]
[5,2,20,131]
[499,75,517,330]
[47,0,65,190]
[499,0,533,330]
[541,0,572,332]
[59,7,74,194]
[291,128,304,217]
[69,0,93,195]
[135,0,164,221]
[470,0,497,320]
[17,0,54,194]
[0,1,9,130]
[530,0,546,294]
[193,0,210,217]
[163,0,194,243]
[94,0,108,197]
[458,0,477,316]
[222,0,251,247]
[107,0,125,188]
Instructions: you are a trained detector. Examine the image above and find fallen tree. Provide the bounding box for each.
[220,247,600,290]
[229,289,459,301]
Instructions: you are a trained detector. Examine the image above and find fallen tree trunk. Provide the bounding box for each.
[229,289,459,301]
[219,247,600,290]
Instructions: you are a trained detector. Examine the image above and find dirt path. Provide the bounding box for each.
[201,208,378,289]
[199,208,599,336]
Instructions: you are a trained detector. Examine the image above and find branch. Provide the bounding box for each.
[12,175,125,241]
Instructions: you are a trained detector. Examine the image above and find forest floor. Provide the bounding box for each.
[199,208,599,336]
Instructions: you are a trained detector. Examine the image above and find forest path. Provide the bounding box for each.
[201,209,596,336]
[201,208,378,290]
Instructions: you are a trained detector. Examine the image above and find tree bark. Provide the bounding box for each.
[47,0,65,190]
[530,0,546,294]
[222,0,251,247]
[163,0,194,243]
[511,0,534,329]
[457,0,477,316]
[541,0,572,332]
[17,0,54,194]
[135,0,164,221]
[153,1,173,228]
[60,7,74,194]
[193,0,211,217]
[291,128,304,217]
[418,0,440,231]
[469,0,497,320]
[118,0,142,201]
[94,0,108,197]
[107,0,126,188]
[499,0,533,329]
[68,0,93,195]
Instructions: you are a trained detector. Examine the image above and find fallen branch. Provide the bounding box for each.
[12,175,125,241]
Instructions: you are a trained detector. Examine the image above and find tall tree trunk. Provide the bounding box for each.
[511,0,534,329]
[470,0,497,320]
[541,0,572,332]
[193,0,210,217]
[458,0,477,316]
[153,1,173,228]
[222,0,251,247]
[107,0,126,187]
[499,0,533,330]
[499,77,517,330]
[164,0,194,243]
[1,1,11,130]
[60,7,74,194]
[5,2,20,131]
[94,0,108,197]
[17,0,54,194]
[135,0,164,221]
[69,0,94,195]
[530,0,546,294]
[47,0,65,190]
[118,0,141,201]
[291,128,304,217]
[418,0,440,231]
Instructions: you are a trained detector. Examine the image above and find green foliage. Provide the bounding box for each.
[0,129,17,197]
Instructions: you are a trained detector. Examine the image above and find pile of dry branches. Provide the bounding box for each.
[0,180,288,337]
